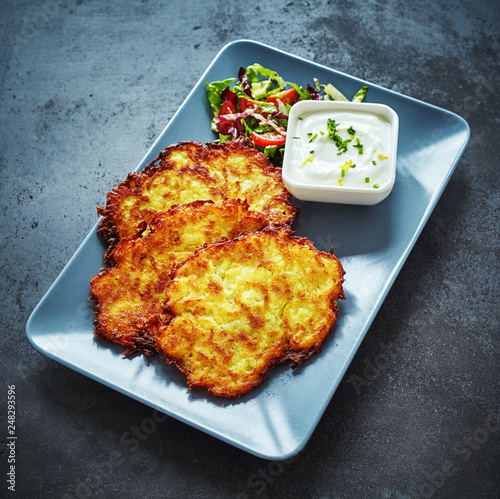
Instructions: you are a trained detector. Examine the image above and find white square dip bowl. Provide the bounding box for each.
[282,100,399,205]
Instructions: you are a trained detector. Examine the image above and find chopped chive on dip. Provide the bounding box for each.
[353,137,364,154]
[373,184,380,189]
[327,119,352,155]
[327,119,339,138]
[347,126,356,135]
[339,137,351,153]
[365,177,370,183]
[372,160,377,165]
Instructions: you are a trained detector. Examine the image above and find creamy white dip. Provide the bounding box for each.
[287,109,393,189]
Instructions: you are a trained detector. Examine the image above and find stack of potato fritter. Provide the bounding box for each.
[90,139,345,398]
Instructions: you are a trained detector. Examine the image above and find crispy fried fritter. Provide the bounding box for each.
[157,225,345,398]
[90,199,268,355]
[97,139,299,250]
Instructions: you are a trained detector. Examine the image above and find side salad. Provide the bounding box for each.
[206,63,368,166]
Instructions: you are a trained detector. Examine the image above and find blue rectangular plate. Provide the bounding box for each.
[26,40,470,459]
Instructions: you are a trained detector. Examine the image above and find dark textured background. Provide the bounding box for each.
[1,0,499,498]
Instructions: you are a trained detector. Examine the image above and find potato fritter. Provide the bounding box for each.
[90,199,268,356]
[157,225,345,398]
[97,139,299,250]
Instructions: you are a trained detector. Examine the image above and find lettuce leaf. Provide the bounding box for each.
[206,78,236,115]
[288,82,311,101]
[322,83,349,101]
[245,63,286,100]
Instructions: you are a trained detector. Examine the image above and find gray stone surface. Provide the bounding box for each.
[1,0,498,497]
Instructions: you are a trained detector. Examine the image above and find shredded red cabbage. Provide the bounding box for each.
[233,117,246,136]
[238,66,253,97]
[221,87,238,107]
[214,110,251,137]
[270,110,288,119]
[307,83,321,100]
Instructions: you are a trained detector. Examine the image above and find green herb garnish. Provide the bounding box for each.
[347,126,356,135]
[353,137,364,154]
[336,136,351,154]
[327,118,352,154]
[327,119,339,140]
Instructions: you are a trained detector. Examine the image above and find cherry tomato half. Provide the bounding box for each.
[251,131,286,147]
[239,97,250,112]
[217,101,237,134]
[267,88,296,107]
[218,100,236,116]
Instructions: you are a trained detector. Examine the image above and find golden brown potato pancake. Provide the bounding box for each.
[157,225,345,398]
[90,199,268,355]
[97,139,299,251]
